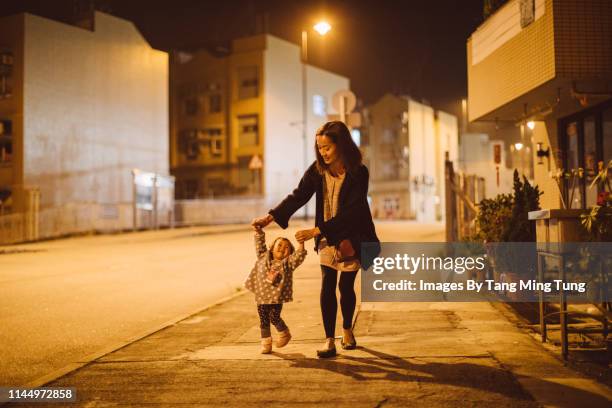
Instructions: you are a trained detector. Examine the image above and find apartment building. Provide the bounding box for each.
[363,94,458,222]
[170,34,349,214]
[467,0,612,210]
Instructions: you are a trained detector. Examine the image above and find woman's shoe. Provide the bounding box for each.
[261,337,272,354]
[276,329,291,348]
[341,328,357,350]
[316,337,337,358]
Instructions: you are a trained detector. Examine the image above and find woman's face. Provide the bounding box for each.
[316,135,339,165]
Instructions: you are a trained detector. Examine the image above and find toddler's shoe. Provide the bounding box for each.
[261,337,272,354]
[276,329,292,348]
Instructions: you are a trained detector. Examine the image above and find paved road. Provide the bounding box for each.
[0,220,443,387]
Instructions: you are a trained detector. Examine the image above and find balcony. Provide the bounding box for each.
[467,0,612,123]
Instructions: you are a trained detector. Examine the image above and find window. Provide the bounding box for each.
[179,130,199,160]
[211,138,223,157]
[180,128,225,160]
[0,119,12,164]
[237,66,258,99]
[178,82,197,98]
[184,98,199,116]
[604,108,612,170]
[0,140,11,163]
[383,197,400,217]
[238,156,252,188]
[184,179,200,199]
[565,122,582,209]
[382,162,398,180]
[201,128,223,157]
[383,129,396,144]
[205,128,222,137]
[0,51,14,98]
[584,116,597,207]
[209,94,221,113]
[560,100,612,209]
[313,95,326,117]
[238,115,259,147]
[351,129,361,147]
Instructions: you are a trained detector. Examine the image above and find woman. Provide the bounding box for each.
[252,121,379,358]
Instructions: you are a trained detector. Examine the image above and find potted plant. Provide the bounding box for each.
[580,160,612,242]
[500,171,542,294]
[469,191,509,278]
[472,171,541,299]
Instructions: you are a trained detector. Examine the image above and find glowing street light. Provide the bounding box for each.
[313,21,332,36]
[527,121,535,130]
[514,142,524,151]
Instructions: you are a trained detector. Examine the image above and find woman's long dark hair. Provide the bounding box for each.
[314,121,362,174]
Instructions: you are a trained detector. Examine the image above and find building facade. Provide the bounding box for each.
[467,0,612,210]
[0,12,168,239]
[364,94,458,222]
[364,94,411,219]
[170,34,349,216]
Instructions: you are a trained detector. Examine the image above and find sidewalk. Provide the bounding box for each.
[0,221,296,253]
[26,255,612,407]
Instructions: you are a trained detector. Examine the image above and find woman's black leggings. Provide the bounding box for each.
[320,265,358,338]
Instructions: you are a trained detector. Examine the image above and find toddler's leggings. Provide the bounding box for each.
[257,304,287,338]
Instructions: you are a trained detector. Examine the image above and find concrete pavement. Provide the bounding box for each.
[20,223,612,407]
[0,221,311,387]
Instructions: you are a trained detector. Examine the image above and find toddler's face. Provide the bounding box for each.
[272,239,291,260]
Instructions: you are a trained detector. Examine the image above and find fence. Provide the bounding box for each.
[0,202,136,245]
[0,168,271,244]
[174,196,266,227]
[445,160,486,242]
[0,211,27,244]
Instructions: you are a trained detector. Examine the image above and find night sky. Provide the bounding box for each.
[3,0,485,115]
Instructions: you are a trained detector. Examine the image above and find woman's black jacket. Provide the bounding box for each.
[269,162,380,269]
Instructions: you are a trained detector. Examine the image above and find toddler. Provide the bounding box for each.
[244,226,307,354]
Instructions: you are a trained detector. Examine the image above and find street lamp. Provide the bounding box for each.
[301,20,331,219]
[313,21,331,36]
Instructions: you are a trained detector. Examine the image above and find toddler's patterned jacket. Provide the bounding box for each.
[244,230,306,304]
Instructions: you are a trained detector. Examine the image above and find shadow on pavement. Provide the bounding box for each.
[274,346,611,407]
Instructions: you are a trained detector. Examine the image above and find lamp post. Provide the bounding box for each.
[301,21,331,219]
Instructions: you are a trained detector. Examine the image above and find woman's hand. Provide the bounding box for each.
[251,214,274,229]
[295,227,320,243]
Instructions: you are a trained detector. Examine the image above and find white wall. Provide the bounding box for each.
[435,110,459,220]
[23,12,168,223]
[408,99,437,223]
[263,35,349,218]
[304,64,349,216]
[263,36,303,213]
[459,133,514,198]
